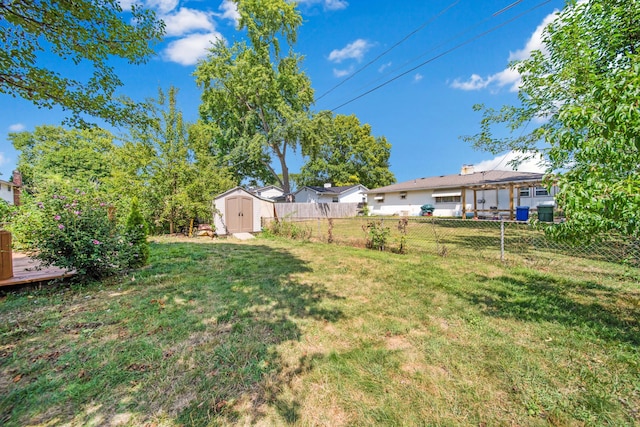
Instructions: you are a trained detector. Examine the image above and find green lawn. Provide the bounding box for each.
[1,235,639,426]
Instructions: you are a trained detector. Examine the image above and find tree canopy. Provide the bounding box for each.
[194,0,315,195]
[9,125,116,192]
[0,0,164,126]
[463,0,640,240]
[297,113,396,189]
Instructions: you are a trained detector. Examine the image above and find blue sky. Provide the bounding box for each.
[0,0,565,185]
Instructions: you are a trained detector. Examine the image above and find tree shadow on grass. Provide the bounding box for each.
[0,241,344,426]
[456,270,640,346]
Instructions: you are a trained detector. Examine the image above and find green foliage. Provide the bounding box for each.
[363,220,390,251]
[0,200,15,225]
[124,198,149,268]
[463,0,640,241]
[195,0,315,194]
[25,185,131,280]
[264,219,311,240]
[10,126,116,193]
[298,113,396,189]
[123,87,236,234]
[0,0,164,126]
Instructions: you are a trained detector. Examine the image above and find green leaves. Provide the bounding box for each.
[0,0,164,127]
[465,0,640,240]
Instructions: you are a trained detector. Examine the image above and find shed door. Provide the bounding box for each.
[226,196,253,233]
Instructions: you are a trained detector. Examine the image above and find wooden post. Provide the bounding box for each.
[461,187,467,219]
[473,189,478,218]
[509,184,515,220]
[0,231,13,280]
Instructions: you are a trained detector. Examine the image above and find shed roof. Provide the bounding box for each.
[367,170,545,194]
[214,186,274,202]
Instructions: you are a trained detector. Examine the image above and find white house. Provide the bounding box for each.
[366,167,556,219]
[0,171,22,205]
[250,185,284,201]
[213,187,275,236]
[294,184,368,204]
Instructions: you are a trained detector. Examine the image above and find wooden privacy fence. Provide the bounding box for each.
[275,202,360,218]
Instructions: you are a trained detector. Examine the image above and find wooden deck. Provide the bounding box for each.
[0,253,74,287]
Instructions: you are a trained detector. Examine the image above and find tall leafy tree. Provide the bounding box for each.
[194,0,315,195]
[297,113,396,189]
[10,125,116,192]
[0,0,164,126]
[463,0,640,240]
[124,87,235,233]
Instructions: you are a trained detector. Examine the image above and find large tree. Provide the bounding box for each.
[297,113,396,189]
[124,87,236,234]
[0,0,164,126]
[464,0,640,240]
[194,0,315,195]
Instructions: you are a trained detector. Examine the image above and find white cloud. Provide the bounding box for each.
[297,0,348,11]
[8,123,25,132]
[0,152,8,166]
[474,151,548,173]
[218,0,240,24]
[413,73,423,83]
[147,0,179,14]
[378,61,392,73]
[162,8,214,37]
[451,10,558,92]
[333,67,352,78]
[164,32,224,66]
[328,39,373,63]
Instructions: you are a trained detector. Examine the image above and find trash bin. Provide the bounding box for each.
[0,230,12,280]
[515,206,530,221]
[420,204,435,216]
[537,205,554,223]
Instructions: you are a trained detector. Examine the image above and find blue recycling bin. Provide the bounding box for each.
[516,206,530,221]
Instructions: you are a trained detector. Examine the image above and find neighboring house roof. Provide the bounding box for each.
[295,184,368,196]
[252,185,283,193]
[367,171,545,194]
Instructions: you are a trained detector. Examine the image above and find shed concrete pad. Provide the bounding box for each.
[232,232,255,240]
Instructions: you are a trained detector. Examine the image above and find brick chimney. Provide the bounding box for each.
[12,170,22,206]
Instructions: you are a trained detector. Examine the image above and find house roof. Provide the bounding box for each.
[367,170,545,194]
[295,184,368,196]
[252,185,283,193]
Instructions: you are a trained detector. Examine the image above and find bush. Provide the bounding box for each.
[124,197,149,268]
[25,187,133,280]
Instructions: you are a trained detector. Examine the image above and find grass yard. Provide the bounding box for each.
[1,235,639,426]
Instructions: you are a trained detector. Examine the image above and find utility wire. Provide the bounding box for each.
[330,0,551,112]
[315,0,461,102]
[346,1,522,98]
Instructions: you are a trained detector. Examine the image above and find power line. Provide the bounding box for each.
[315,0,461,102]
[330,0,551,112]
[345,1,527,98]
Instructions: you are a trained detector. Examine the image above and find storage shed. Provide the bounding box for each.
[213,187,275,236]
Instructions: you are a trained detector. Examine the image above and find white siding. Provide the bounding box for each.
[295,188,319,203]
[369,186,557,217]
[0,181,14,205]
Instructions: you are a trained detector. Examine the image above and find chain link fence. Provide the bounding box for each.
[262,216,639,267]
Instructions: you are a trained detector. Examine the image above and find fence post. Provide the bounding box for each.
[500,219,505,263]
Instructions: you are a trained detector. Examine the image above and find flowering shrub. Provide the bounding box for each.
[29,188,130,280]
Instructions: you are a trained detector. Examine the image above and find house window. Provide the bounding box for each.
[400,191,407,200]
[332,197,339,203]
[535,187,549,196]
[435,196,461,203]
[519,187,531,197]
[374,194,384,203]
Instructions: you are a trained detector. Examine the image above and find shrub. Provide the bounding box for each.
[26,188,129,280]
[363,220,390,251]
[124,197,149,268]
